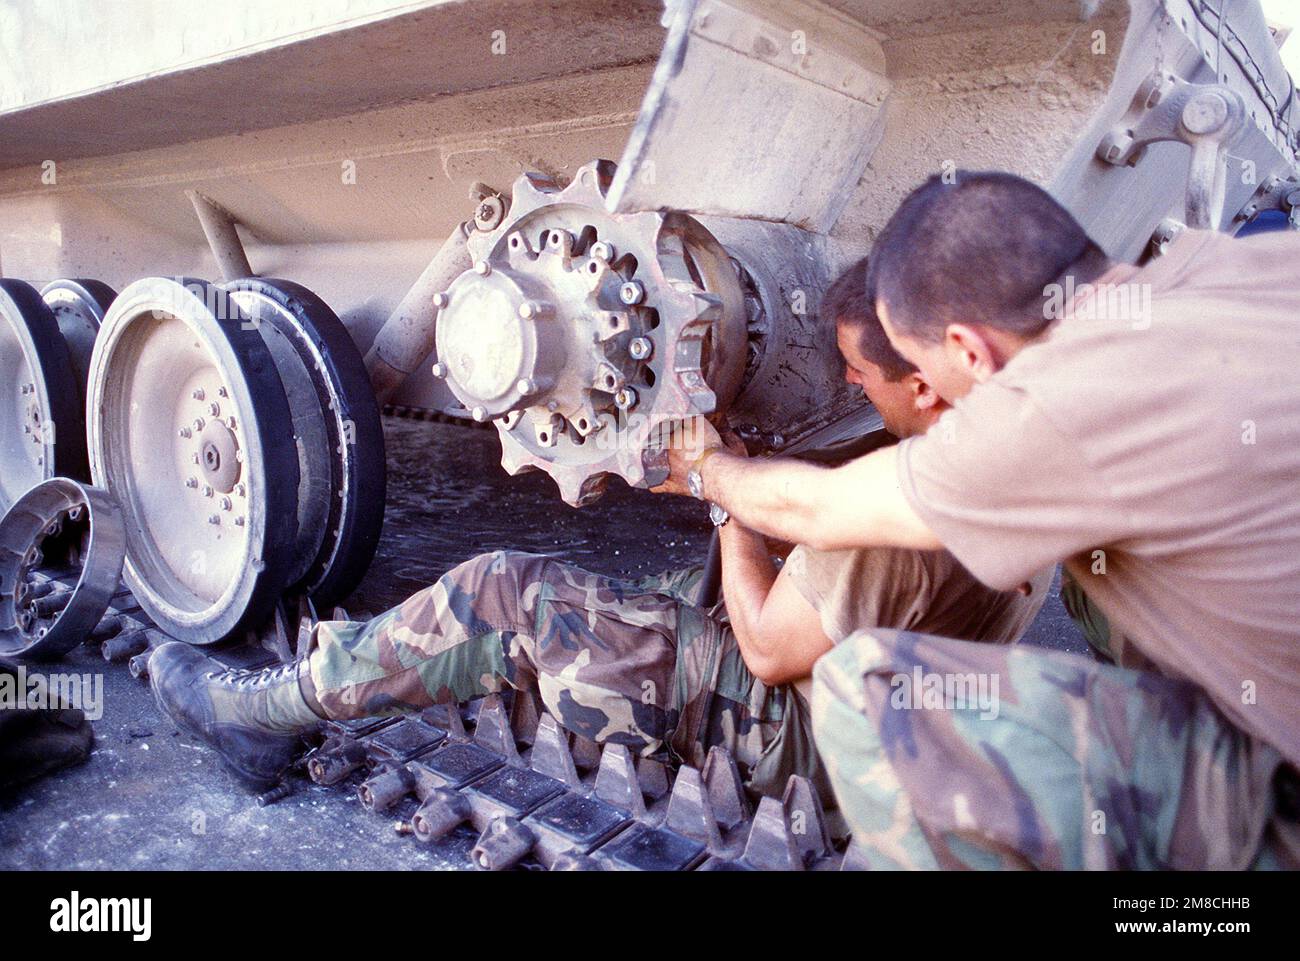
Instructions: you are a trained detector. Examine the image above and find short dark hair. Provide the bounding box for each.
[822,255,916,382]
[868,171,1106,342]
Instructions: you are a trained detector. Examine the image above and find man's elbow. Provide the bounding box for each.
[743,646,802,687]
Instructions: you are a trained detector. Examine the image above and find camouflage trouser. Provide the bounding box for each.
[811,628,1300,869]
[307,551,824,799]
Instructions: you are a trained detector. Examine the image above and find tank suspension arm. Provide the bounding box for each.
[187,191,254,282]
[364,221,473,405]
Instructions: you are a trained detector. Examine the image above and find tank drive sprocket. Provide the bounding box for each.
[432,159,748,507]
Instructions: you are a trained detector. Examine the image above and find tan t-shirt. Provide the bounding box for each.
[784,544,1052,647]
[897,229,1300,766]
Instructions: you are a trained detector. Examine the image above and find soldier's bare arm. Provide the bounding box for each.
[719,519,832,686]
[697,443,942,553]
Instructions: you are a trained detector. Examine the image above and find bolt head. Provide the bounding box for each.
[192,388,206,401]
[208,403,221,417]
[590,241,614,262]
[178,427,192,439]
[193,418,205,432]
[471,406,488,422]
[432,292,449,309]
[431,362,448,378]
[474,261,492,276]
[517,378,537,395]
[614,387,639,411]
[203,485,214,497]
[186,477,198,489]
[208,514,220,525]
[629,337,653,361]
[234,517,246,527]
[217,387,228,398]
[619,281,645,305]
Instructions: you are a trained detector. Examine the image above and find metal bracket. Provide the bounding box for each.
[1228,173,1300,230]
[1096,71,1249,229]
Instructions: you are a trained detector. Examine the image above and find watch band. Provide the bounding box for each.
[687,446,724,501]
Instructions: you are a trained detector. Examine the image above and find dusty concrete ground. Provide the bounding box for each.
[0,416,1087,870]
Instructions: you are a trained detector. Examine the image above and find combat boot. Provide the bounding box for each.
[148,642,325,788]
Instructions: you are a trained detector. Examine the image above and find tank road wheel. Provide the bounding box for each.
[222,278,386,608]
[0,280,89,514]
[86,277,300,645]
[40,279,117,412]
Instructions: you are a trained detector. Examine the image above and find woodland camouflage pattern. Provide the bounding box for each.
[308,550,825,799]
[811,628,1300,870]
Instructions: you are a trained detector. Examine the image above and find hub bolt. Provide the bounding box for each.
[614,387,639,411]
[208,403,221,417]
[178,427,192,439]
[517,378,538,395]
[474,261,492,276]
[221,497,232,511]
[629,337,653,361]
[186,477,198,489]
[432,292,450,309]
[471,406,488,422]
[192,389,206,401]
[619,281,645,305]
[518,300,551,320]
[431,362,448,378]
[203,485,214,498]
[217,387,228,398]
[193,418,205,432]
[208,515,220,525]
[234,517,246,527]
[590,241,615,262]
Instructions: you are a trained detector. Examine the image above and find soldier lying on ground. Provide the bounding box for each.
[660,171,1300,869]
[147,258,1050,811]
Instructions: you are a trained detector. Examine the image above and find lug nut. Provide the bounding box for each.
[192,388,206,401]
[208,403,221,417]
[208,514,220,525]
[589,241,614,262]
[236,483,246,497]
[629,337,653,361]
[614,387,639,411]
[518,300,551,320]
[178,427,192,439]
[619,280,645,305]
[221,497,232,511]
[234,517,246,527]
[186,477,199,489]
[203,485,214,498]
[193,418,205,432]
[217,387,228,398]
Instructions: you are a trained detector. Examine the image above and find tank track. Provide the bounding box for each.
[25,566,858,871]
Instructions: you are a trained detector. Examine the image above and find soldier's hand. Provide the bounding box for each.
[653,416,722,496]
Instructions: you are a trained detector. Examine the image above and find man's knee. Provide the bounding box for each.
[440,551,549,625]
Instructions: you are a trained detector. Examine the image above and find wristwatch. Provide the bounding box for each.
[708,502,730,528]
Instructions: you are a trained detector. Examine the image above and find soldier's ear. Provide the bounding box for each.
[908,373,941,410]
